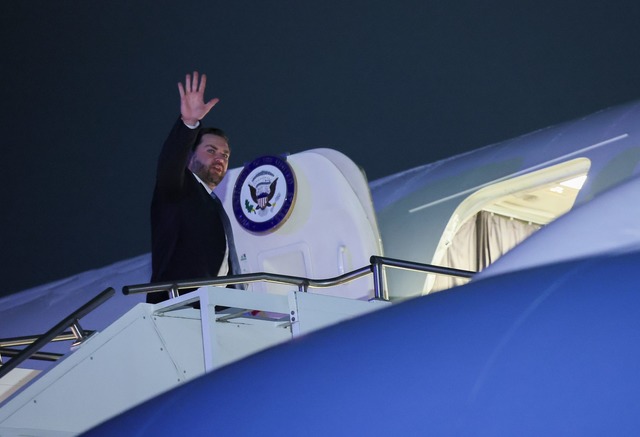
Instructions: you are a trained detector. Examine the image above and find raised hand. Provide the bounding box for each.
[178,71,219,125]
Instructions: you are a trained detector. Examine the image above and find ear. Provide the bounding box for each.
[186,151,196,169]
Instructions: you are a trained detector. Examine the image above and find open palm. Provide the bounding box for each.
[178,71,219,125]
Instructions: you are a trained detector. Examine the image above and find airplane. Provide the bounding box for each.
[1,98,640,435]
[85,248,640,436]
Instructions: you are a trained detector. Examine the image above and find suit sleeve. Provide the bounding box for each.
[155,117,201,199]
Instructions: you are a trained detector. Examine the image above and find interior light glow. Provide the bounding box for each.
[560,175,587,190]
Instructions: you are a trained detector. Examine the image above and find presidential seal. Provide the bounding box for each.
[232,155,296,233]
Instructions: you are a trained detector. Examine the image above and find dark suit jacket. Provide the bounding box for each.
[147,118,230,304]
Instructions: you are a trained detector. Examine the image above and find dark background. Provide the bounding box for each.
[2,0,640,297]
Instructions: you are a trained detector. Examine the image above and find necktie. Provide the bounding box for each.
[210,192,243,288]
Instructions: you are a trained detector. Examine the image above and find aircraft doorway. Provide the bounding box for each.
[427,158,591,294]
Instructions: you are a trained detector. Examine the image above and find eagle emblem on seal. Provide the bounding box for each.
[249,177,278,210]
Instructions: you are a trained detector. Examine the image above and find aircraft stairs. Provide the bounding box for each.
[0,256,472,436]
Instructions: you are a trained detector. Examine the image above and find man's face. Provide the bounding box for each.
[189,134,230,188]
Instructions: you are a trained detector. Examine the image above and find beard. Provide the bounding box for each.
[189,157,226,187]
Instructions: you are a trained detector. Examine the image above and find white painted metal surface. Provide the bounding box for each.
[0,286,387,436]
[217,148,383,300]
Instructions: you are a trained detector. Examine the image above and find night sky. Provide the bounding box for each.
[2,1,640,297]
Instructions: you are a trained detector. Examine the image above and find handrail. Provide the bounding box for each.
[0,331,96,349]
[0,287,115,379]
[123,267,373,297]
[0,348,63,363]
[123,257,475,302]
[369,255,475,278]
[369,255,475,300]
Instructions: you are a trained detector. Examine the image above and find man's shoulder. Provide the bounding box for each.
[153,169,200,201]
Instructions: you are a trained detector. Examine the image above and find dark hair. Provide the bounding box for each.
[193,127,230,151]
